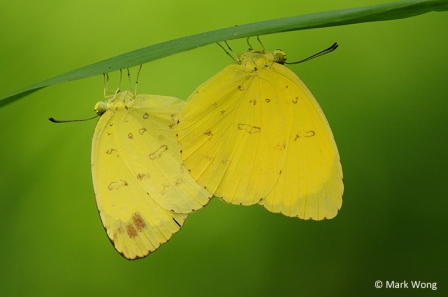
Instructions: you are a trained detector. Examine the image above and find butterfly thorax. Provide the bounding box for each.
[238,49,287,72]
[238,50,275,72]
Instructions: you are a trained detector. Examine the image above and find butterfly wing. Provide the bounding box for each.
[178,50,342,219]
[177,57,287,205]
[120,94,211,213]
[258,64,343,220]
[92,92,211,259]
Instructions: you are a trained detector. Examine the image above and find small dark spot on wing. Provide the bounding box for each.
[139,127,147,135]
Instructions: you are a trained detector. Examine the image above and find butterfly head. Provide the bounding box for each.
[94,101,108,116]
[272,50,287,65]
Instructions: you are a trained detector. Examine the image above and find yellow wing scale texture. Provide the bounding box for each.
[176,49,343,220]
[91,91,212,259]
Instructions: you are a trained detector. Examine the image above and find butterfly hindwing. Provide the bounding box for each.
[91,91,211,259]
[177,49,343,220]
[177,53,287,205]
[257,63,343,220]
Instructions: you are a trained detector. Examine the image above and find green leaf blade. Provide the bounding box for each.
[1,0,447,107]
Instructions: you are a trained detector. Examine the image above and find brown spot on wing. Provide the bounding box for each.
[179,163,187,173]
[122,213,147,239]
[128,133,133,139]
[274,141,286,151]
[294,130,316,141]
[126,224,138,238]
[149,145,168,160]
[174,178,185,187]
[108,180,128,190]
[305,131,315,137]
[136,173,150,180]
[139,128,147,135]
[238,124,261,134]
[143,113,149,119]
[132,213,146,231]
[106,148,117,154]
[160,183,170,195]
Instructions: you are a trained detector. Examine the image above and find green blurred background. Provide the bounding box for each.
[1,0,447,296]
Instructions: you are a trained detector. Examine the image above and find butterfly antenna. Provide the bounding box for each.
[217,41,239,63]
[49,115,99,123]
[286,43,338,65]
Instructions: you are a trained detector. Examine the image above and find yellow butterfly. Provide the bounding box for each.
[176,43,343,220]
[91,86,211,259]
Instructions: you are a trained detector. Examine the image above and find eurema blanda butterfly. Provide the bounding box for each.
[91,77,211,259]
[176,43,343,220]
